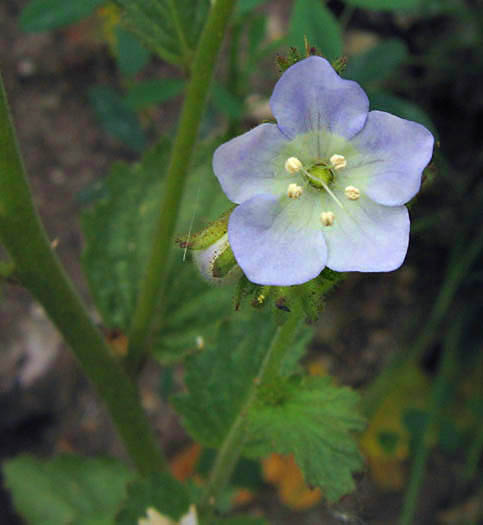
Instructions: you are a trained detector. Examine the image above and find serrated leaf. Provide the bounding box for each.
[124,79,185,110]
[115,26,151,76]
[173,311,312,447]
[245,377,366,502]
[344,0,421,10]
[20,0,106,32]
[289,0,342,61]
[345,39,408,85]
[88,86,146,151]
[81,138,233,358]
[116,473,190,524]
[3,454,133,525]
[116,0,210,67]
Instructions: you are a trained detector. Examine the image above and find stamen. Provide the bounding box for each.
[344,185,360,200]
[320,211,335,226]
[284,156,303,174]
[287,183,303,199]
[330,154,347,170]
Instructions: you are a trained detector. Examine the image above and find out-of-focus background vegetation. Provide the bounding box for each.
[1,0,482,523]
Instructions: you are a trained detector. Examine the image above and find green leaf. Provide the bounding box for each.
[115,27,151,76]
[345,39,408,85]
[344,0,421,10]
[3,454,133,525]
[20,0,106,32]
[116,472,190,524]
[245,376,366,502]
[289,0,342,61]
[236,0,267,15]
[124,79,185,110]
[211,83,244,120]
[81,138,233,356]
[88,86,146,152]
[368,91,437,136]
[116,0,210,67]
[172,311,312,447]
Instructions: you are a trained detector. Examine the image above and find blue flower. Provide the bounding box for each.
[213,56,434,286]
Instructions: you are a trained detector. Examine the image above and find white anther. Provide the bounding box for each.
[330,154,347,170]
[320,211,335,226]
[344,185,360,200]
[287,183,303,199]
[285,156,303,174]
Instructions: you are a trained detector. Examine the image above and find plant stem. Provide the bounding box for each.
[0,74,166,475]
[200,310,302,512]
[399,316,462,525]
[127,0,238,372]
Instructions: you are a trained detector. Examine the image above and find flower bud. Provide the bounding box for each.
[193,234,242,285]
[177,208,232,251]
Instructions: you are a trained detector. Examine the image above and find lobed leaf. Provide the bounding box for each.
[115,0,210,67]
[173,310,312,447]
[3,454,132,525]
[245,377,366,502]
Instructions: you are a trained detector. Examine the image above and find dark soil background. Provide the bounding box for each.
[1,1,482,524]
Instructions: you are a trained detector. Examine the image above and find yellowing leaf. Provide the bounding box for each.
[170,444,201,482]
[360,364,429,490]
[262,454,322,510]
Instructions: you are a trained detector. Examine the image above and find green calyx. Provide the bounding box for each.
[235,268,345,323]
[212,243,237,278]
[177,207,233,251]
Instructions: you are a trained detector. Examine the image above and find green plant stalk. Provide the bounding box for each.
[0,74,166,475]
[200,309,302,512]
[127,0,238,372]
[399,316,461,525]
[362,230,483,418]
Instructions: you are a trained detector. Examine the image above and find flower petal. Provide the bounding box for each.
[229,194,327,285]
[324,196,410,272]
[270,56,369,140]
[346,111,434,206]
[213,123,290,204]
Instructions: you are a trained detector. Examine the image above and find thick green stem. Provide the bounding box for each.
[399,316,462,525]
[200,310,302,512]
[127,0,237,372]
[0,74,165,475]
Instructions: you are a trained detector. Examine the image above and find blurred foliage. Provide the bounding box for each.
[81,139,234,364]
[20,0,106,32]
[3,455,133,524]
